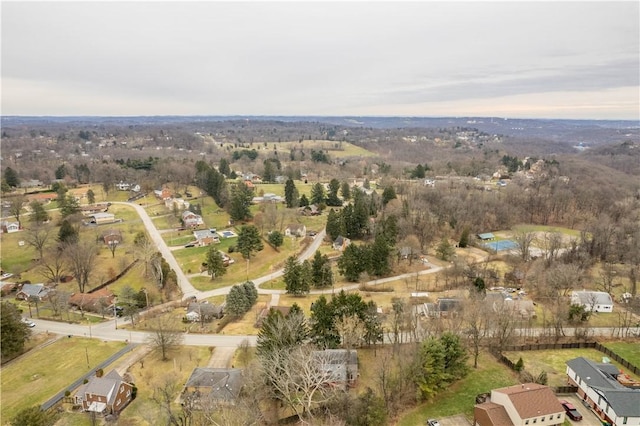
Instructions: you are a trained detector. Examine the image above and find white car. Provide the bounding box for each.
[427,420,441,426]
[21,318,36,327]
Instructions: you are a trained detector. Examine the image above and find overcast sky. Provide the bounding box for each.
[2,1,639,119]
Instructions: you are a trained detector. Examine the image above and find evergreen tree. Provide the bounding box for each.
[58,219,78,244]
[262,159,276,183]
[54,164,67,180]
[298,194,309,207]
[204,246,226,280]
[1,301,31,361]
[326,178,342,206]
[3,167,19,188]
[218,158,231,176]
[10,406,58,426]
[86,189,95,205]
[242,281,258,306]
[340,181,351,201]
[228,182,253,222]
[268,230,284,248]
[284,178,299,208]
[381,186,397,206]
[60,194,80,218]
[225,285,250,317]
[283,256,310,295]
[311,251,333,288]
[236,225,264,259]
[325,209,343,241]
[367,235,392,278]
[436,237,455,261]
[257,304,308,356]
[29,201,49,224]
[338,244,367,282]
[310,295,341,349]
[459,227,470,248]
[310,182,325,205]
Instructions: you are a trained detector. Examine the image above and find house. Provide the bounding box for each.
[74,370,134,415]
[80,203,109,216]
[299,204,320,216]
[193,229,219,246]
[285,223,307,238]
[488,296,536,320]
[102,229,122,246]
[69,289,115,314]
[185,302,224,322]
[180,368,244,407]
[154,187,172,200]
[312,349,358,388]
[16,283,50,301]
[243,180,255,191]
[116,181,130,191]
[473,383,565,426]
[89,213,116,225]
[333,236,351,251]
[182,210,204,228]
[1,220,21,233]
[165,197,190,211]
[570,290,614,313]
[436,298,462,317]
[566,357,640,426]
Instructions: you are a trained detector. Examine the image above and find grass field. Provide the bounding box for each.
[0,337,127,421]
[602,341,640,367]
[397,350,519,425]
[503,346,640,387]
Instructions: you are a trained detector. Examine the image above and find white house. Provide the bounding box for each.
[1,220,21,233]
[571,290,614,313]
[285,223,306,238]
[566,357,640,426]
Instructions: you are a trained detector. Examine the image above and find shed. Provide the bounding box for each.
[477,233,495,240]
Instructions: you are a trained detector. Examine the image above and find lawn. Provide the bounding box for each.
[275,140,377,158]
[397,350,519,425]
[602,341,640,368]
[0,337,127,421]
[503,347,640,387]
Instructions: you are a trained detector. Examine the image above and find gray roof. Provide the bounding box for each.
[18,283,47,297]
[82,370,125,405]
[187,302,223,316]
[572,291,613,306]
[193,229,218,240]
[184,368,243,402]
[567,357,640,417]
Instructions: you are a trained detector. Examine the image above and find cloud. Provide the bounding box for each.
[2,1,638,119]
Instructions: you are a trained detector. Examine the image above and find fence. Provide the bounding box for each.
[88,260,139,294]
[493,341,640,376]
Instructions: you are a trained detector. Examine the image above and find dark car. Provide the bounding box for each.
[560,400,583,421]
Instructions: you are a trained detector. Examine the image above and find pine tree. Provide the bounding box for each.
[284,178,299,208]
[205,246,226,280]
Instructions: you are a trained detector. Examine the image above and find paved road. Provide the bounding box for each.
[113,202,198,299]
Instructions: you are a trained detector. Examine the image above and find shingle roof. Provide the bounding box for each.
[493,383,563,419]
[475,402,514,426]
[571,291,613,306]
[567,357,640,417]
[184,368,243,401]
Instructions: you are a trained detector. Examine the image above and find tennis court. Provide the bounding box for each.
[484,239,518,251]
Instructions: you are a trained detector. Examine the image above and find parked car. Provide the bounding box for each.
[184,243,195,248]
[21,318,35,327]
[560,400,583,421]
[426,420,441,426]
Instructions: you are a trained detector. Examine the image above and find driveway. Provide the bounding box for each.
[558,394,603,426]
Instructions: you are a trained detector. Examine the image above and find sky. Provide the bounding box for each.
[2,1,639,120]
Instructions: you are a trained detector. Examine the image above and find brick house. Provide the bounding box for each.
[74,370,134,415]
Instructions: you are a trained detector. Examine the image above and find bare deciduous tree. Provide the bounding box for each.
[463,291,488,368]
[513,231,535,262]
[38,252,67,287]
[24,223,52,260]
[64,240,97,293]
[259,346,345,424]
[146,316,184,361]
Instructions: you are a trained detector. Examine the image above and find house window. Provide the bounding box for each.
[117,398,121,405]
[557,414,561,419]
[525,421,529,425]
[542,417,545,422]
[127,390,131,396]
[623,417,627,425]
[533,419,537,424]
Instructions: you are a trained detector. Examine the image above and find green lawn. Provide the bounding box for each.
[397,350,519,425]
[503,347,640,387]
[602,341,640,367]
[0,337,127,421]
